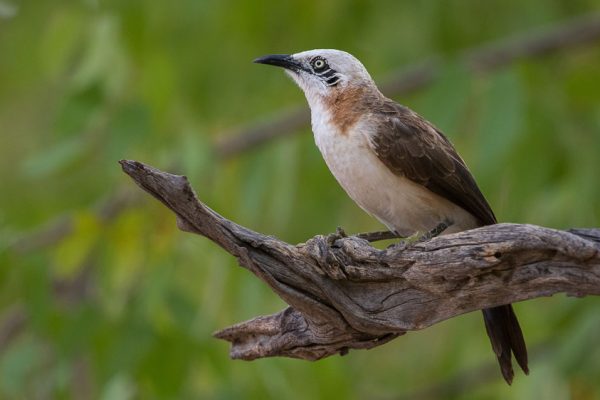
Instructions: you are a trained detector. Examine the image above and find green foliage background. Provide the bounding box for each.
[1,0,600,398]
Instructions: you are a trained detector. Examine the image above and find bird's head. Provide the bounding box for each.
[254,49,377,105]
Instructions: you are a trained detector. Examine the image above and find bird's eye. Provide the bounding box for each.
[312,58,327,71]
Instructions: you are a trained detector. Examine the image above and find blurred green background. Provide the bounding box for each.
[1,0,600,398]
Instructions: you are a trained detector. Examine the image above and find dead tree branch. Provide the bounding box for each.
[120,160,600,361]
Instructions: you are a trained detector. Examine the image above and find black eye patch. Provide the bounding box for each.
[309,56,339,86]
[325,75,340,86]
[320,69,336,78]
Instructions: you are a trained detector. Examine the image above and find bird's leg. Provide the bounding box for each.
[355,230,404,242]
[387,220,452,250]
[417,220,452,242]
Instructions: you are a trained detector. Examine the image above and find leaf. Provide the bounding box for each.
[54,84,104,138]
[71,15,129,98]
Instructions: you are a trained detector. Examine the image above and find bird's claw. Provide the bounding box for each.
[326,226,347,246]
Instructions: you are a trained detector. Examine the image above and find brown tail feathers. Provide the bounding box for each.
[482,305,529,384]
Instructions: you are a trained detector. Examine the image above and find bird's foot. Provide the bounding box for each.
[305,227,348,280]
[325,226,347,246]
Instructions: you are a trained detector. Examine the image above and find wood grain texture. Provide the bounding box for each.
[120,160,600,361]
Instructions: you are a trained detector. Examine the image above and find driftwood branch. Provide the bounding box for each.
[120,160,600,361]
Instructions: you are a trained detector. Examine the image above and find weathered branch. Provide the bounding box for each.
[120,160,600,361]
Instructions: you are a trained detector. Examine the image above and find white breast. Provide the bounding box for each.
[311,109,478,235]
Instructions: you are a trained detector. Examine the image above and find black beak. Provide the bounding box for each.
[253,54,304,71]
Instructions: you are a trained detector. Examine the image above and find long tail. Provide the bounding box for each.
[482,305,529,384]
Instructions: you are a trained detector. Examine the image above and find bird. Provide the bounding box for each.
[254,49,528,384]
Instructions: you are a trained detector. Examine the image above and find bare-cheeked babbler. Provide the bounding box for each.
[254,49,528,384]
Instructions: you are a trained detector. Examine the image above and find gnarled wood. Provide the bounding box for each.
[120,160,600,361]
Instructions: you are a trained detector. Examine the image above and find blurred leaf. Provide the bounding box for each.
[21,135,87,178]
[100,373,136,400]
[52,211,100,279]
[54,84,104,138]
[0,1,17,19]
[0,337,46,398]
[71,15,130,97]
[101,210,145,317]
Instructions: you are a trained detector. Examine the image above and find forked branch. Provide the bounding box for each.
[120,160,600,361]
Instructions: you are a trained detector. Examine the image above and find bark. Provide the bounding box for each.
[120,160,600,361]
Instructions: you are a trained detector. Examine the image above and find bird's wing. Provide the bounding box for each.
[369,100,497,226]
